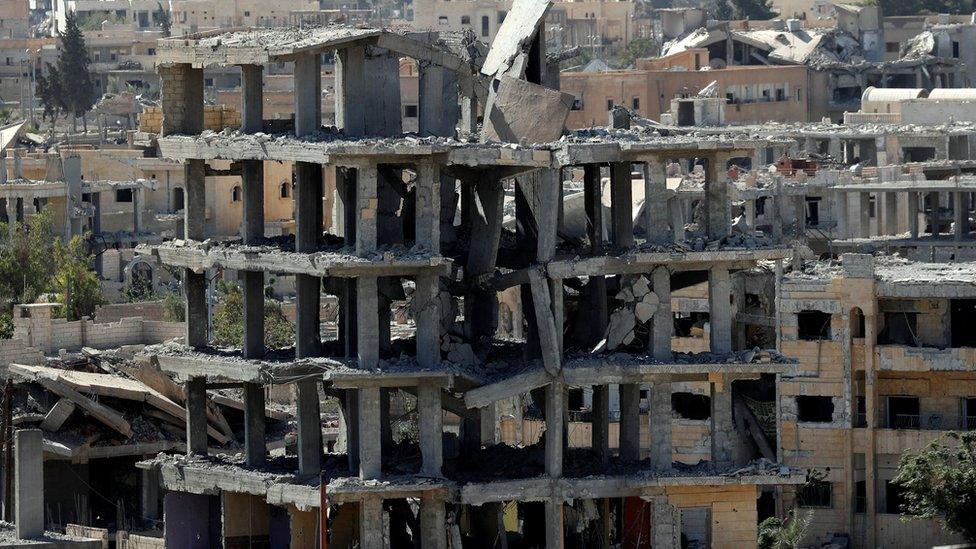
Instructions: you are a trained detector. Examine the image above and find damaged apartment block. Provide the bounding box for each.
[135,1,804,548]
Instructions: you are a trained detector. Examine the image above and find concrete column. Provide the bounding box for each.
[833,190,849,239]
[705,155,729,239]
[955,191,968,240]
[650,382,672,471]
[183,268,208,349]
[141,467,160,521]
[241,163,264,358]
[668,197,685,241]
[295,162,322,359]
[131,187,141,233]
[419,493,446,549]
[794,194,806,236]
[545,500,563,549]
[185,377,208,455]
[5,198,15,238]
[708,266,732,354]
[418,63,459,138]
[340,389,360,472]
[930,192,942,236]
[908,192,919,239]
[360,497,384,549]
[651,267,672,361]
[355,162,378,255]
[857,192,871,238]
[545,382,564,478]
[609,161,633,248]
[91,191,102,275]
[651,493,679,548]
[185,159,205,239]
[358,386,382,478]
[14,429,42,540]
[644,161,670,243]
[710,377,734,468]
[592,384,610,464]
[293,53,321,137]
[159,64,203,136]
[357,276,379,368]
[243,382,266,467]
[240,64,263,133]
[335,46,366,137]
[883,192,898,236]
[296,379,321,476]
[415,160,441,252]
[417,381,443,476]
[415,271,440,368]
[619,383,641,462]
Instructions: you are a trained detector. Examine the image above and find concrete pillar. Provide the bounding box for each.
[91,191,102,275]
[545,382,564,478]
[650,382,672,471]
[243,382,266,467]
[293,53,321,137]
[415,271,440,368]
[619,383,641,462]
[360,497,384,549]
[355,163,378,255]
[184,269,207,348]
[418,64,459,138]
[610,161,633,248]
[651,267,672,361]
[668,197,685,241]
[141,467,160,521]
[592,384,610,464]
[240,64,263,133]
[908,192,919,239]
[417,381,443,476]
[415,160,441,252]
[5,197,14,238]
[357,276,379,368]
[643,161,670,243]
[296,379,321,476]
[241,161,264,358]
[710,377,734,468]
[705,155,729,239]
[708,266,732,354]
[184,158,207,348]
[883,192,898,236]
[545,500,563,549]
[419,493,446,549]
[930,192,942,236]
[335,46,366,137]
[159,64,203,136]
[185,377,208,455]
[955,191,968,240]
[295,162,322,359]
[833,190,849,239]
[651,493,679,548]
[857,192,871,238]
[358,386,382,478]
[794,194,806,236]
[14,429,42,540]
[341,389,360,472]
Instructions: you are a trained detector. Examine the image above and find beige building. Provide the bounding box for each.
[561,49,812,127]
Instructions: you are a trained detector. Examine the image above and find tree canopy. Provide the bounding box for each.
[38,11,96,131]
[212,283,295,349]
[894,431,976,541]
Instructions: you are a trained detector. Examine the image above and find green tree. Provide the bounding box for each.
[615,37,661,68]
[212,285,294,349]
[757,510,812,549]
[155,2,172,37]
[713,0,735,20]
[733,0,776,19]
[52,235,104,321]
[0,207,58,305]
[894,431,976,541]
[35,63,67,128]
[56,11,97,133]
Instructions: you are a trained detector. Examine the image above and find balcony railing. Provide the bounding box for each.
[890,414,920,430]
[966,416,976,431]
[854,412,867,428]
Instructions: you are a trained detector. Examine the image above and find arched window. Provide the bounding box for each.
[280,181,290,199]
[231,185,242,202]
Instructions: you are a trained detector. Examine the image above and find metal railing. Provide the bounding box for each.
[890,414,921,429]
[965,416,976,431]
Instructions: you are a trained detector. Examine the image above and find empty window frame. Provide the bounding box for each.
[671,392,711,420]
[797,310,831,341]
[796,395,834,423]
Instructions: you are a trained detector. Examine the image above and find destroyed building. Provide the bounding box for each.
[124,1,811,546]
